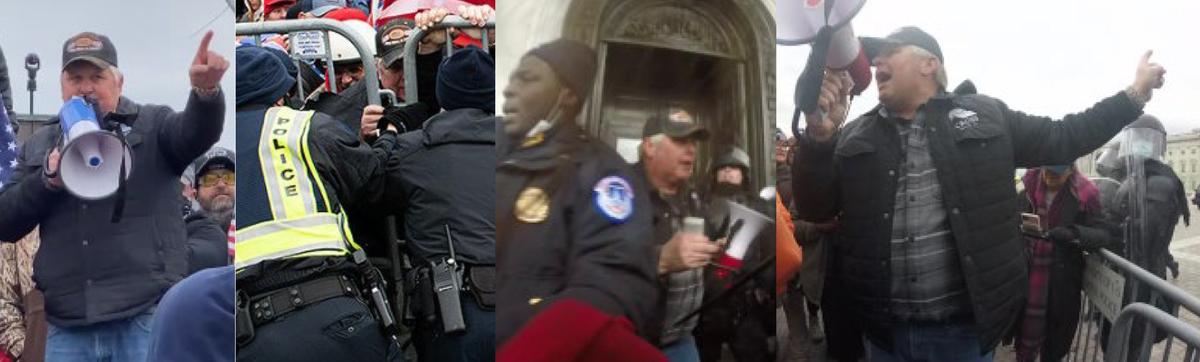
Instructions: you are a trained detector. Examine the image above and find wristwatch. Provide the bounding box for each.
[1124,85,1151,107]
[193,86,221,98]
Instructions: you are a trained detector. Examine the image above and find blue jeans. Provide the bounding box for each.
[661,336,700,362]
[46,311,154,362]
[865,322,994,362]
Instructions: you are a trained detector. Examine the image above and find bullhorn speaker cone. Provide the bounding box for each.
[777,0,867,45]
[58,97,132,200]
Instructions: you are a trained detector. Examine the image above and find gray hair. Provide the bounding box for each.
[638,134,668,161]
[910,46,947,90]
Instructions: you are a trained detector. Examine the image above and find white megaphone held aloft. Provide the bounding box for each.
[777,0,866,45]
[58,96,132,200]
[780,0,873,138]
[714,200,772,279]
[779,0,872,95]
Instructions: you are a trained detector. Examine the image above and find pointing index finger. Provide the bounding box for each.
[195,30,214,65]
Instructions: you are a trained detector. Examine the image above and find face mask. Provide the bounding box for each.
[526,89,567,138]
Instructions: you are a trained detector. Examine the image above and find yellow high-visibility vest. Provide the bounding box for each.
[235,107,359,270]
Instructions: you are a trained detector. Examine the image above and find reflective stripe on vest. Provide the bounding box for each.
[235,213,346,269]
[235,107,353,270]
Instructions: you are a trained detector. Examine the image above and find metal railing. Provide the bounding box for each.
[1059,241,1200,362]
[1107,303,1200,362]
[401,15,494,106]
[236,19,382,106]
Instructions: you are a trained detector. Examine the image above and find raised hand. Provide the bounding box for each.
[189,30,229,91]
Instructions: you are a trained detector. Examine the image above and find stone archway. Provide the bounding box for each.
[563,0,776,189]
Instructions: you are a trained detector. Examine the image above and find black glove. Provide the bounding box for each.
[381,102,434,134]
[1047,226,1077,243]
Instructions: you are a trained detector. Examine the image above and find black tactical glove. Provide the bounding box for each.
[1047,226,1077,243]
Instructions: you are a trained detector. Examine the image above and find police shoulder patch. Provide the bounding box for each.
[593,175,634,223]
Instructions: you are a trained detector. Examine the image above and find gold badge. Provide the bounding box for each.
[514,187,550,223]
[520,133,544,148]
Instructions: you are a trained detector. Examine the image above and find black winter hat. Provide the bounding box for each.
[236,46,296,107]
[526,39,596,99]
[436,46,495,112]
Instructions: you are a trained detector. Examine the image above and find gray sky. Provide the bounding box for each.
[1,0,236,150]
[777,0,1200,136]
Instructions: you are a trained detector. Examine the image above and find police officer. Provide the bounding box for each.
[496,39,659,346]
[382,47,496,361]
[695,146,775,362]
[232,45,400,362]
[703,147,759,215]
[1100,114,1190,360]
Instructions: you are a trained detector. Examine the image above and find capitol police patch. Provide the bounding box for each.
[593,176,634,223]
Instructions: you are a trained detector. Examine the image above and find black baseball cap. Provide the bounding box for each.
[861,26,943,63]
[62,32,118,70]
[642,111,710,140]
[192,147,236,184]
[376,19,415,68]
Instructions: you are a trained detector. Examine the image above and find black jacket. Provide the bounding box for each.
[384,108,495,264]
[793,91,1143,352]
[1015,175,1117,361]
[495,123,658,345]
[233,106,390,291]
[0,93,225,326]
[185,211,230,275]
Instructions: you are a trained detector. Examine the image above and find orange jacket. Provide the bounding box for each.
[776,195,802,296]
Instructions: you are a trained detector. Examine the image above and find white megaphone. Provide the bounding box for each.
[714,200,772,279]
[779,0,872,138]
[777,0,866,45]
[58,96,132,200]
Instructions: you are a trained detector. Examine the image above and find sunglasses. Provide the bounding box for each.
[199,172,235,187]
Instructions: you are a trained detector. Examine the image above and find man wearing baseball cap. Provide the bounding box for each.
[794,25,1165,360]
[634,110,719,360]
[191,147,236,231]
[0,30,227,361]
[357,18,437,142]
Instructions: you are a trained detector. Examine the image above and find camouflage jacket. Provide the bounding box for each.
[0,229,38,360]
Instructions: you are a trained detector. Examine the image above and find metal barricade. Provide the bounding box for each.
[1061,242,1200,362]
[1107,303,1200,362]
[236,19,381,106]
[401,15,495,105]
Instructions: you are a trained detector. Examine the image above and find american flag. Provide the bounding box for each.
[228,218,236,261]
[0,99,18,191]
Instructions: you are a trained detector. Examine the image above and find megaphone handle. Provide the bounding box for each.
[108,131,129,223]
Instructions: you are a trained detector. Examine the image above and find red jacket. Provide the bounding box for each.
[498,299,665,362]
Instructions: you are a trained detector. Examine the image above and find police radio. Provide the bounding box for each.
[352,250,400,337]
[433,225,467,334]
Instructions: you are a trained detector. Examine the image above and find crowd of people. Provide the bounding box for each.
[232,0,497,361]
